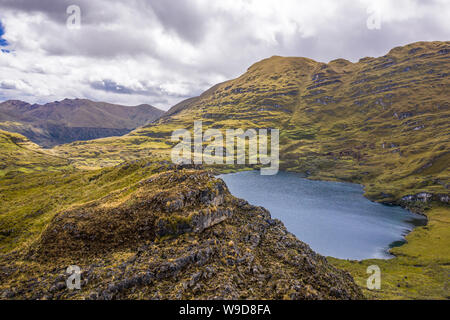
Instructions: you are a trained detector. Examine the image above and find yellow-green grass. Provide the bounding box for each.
[0,130,72,178]
[0,159,169,253]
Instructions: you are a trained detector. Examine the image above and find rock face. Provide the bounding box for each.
[3,170,364,300]
[400,192,449,207]
[33,170,231,257]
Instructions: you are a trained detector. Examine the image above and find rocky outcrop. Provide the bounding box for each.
[400,192,449,205]
[401,192,433,203]
[2,170,364,300]
[32,170,233,257]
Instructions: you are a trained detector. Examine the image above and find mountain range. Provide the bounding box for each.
[0,99,164,147]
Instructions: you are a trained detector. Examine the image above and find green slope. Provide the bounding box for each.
[0,129,72,178]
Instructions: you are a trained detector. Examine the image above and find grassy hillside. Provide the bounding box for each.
[0,129,72,178]
[0,159,170,253]
[54,41,449,203]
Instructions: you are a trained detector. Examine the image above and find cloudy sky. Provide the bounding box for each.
[0,0,449,110]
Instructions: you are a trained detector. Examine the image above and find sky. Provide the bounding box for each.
[0,0,449,110]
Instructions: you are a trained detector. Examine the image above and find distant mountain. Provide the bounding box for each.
[0,99,164,147]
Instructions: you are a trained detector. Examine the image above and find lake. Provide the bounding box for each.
[219,171,426,260]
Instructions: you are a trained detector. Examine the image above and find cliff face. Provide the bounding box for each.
[1,170,363,300]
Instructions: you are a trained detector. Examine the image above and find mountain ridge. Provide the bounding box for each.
[0,98,165,147]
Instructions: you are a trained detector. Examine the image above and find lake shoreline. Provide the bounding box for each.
[212,167,448,299]
[219,170,426,261]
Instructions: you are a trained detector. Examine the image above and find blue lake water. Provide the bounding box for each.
[219,171,426,260]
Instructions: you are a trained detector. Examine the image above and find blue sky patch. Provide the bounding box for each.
[0,20,9,47]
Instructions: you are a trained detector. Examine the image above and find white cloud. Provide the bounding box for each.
[0,0,448,109]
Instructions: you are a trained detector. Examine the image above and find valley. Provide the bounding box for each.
[0,41,449,300]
